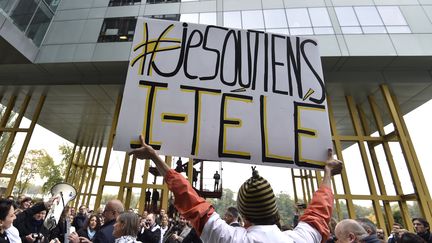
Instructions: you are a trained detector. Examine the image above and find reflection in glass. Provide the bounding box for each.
[26,2,53,46]
[147,0,180,3]
[9,0,39,31]
[109,0,141,6]
[263,9,287,28]
[146,14,180,21]
[286,8,311,28]
[309,8,331,27]
[341,26,362,34]
[354,7,383,26]
[98,17,137,42]
[45,0,61,11]
[199,12,216,25]
[335,7,359,26]
[223,11,241,29]
[377,6,407,26]
[242,10,264,29]
[0,0,19,14]
[290,27,313,35]
[180,13,198,23]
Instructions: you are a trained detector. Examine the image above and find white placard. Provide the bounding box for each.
[115,17,332,169]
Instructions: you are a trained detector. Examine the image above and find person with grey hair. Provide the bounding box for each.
[355,218,381,243]
[93,200,125,243]
[137,213,161,243]
[224,207,240,227]
[113,212,141,243]
[335,219,370,243]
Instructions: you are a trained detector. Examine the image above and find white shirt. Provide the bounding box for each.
[5,225,22,243]
[201,213,321,243]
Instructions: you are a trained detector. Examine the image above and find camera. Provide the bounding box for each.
[32,233,44,243]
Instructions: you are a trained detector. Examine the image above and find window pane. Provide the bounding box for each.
[26,3,53,46]
[266,28,289,35]
[341,26,362,34]
[290,27,313,35]
[263,9,288,28]
[147,14,180,21]
[180,13,198,23]
[45,0,61,11]
[199,12,216,25]
[309,8,331,27]
[377,6,407,26]
[242,10,264,29]
[355,6,383,26]
[387,26,410,33]
[362,26,386,33]
[224,11,241,28]
[109,0,141,6]
[313,27,334,35]
[286,8,311,27]
[9,0,39,31]
[335,7,359,26]
[98,17,137,42]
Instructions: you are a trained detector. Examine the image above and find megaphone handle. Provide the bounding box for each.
[60,191,65,207]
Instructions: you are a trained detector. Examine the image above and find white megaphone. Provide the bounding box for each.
[44,183,77,230]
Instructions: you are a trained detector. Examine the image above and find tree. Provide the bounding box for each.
[14,149,65,195]
[276,193,296,226]
[207,188,236,215]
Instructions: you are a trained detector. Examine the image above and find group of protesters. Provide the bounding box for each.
[0,136,431,243]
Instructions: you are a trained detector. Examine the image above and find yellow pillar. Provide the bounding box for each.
[6,95,46,196]
[94,95,122,209]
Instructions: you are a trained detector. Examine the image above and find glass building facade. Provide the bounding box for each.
[0,0,60,46]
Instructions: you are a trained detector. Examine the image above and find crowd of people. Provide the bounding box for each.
[0,195,206,243]
[0,137,431,243]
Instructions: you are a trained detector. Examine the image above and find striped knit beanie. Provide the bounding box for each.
[237,166,278,223]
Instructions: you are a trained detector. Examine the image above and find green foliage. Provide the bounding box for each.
[207,188,236,215]
[276,193,296,226]
[101,193,117,206]
[14,149,65,195]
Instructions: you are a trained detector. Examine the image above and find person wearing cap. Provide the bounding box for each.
[412,218,432,243]
[130,135,343,243]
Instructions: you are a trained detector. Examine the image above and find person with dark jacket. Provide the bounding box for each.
[71,206,87,231]
[356,218,382,243]
[413,218,432,243]
[137,213,161,243]
[76,214,101,241]
[91,200,124,243]
[182,227,202,243]
[14,197,57,243]
[50,206,72,243]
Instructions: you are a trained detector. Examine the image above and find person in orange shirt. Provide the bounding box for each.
[130,135,343,243]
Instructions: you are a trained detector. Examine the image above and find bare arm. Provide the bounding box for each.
[322,148,343,187]
[129,135,170,176]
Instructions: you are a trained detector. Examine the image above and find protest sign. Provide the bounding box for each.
[115,17,332,169]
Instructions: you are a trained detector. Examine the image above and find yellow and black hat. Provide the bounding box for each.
[237,166,279,223]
